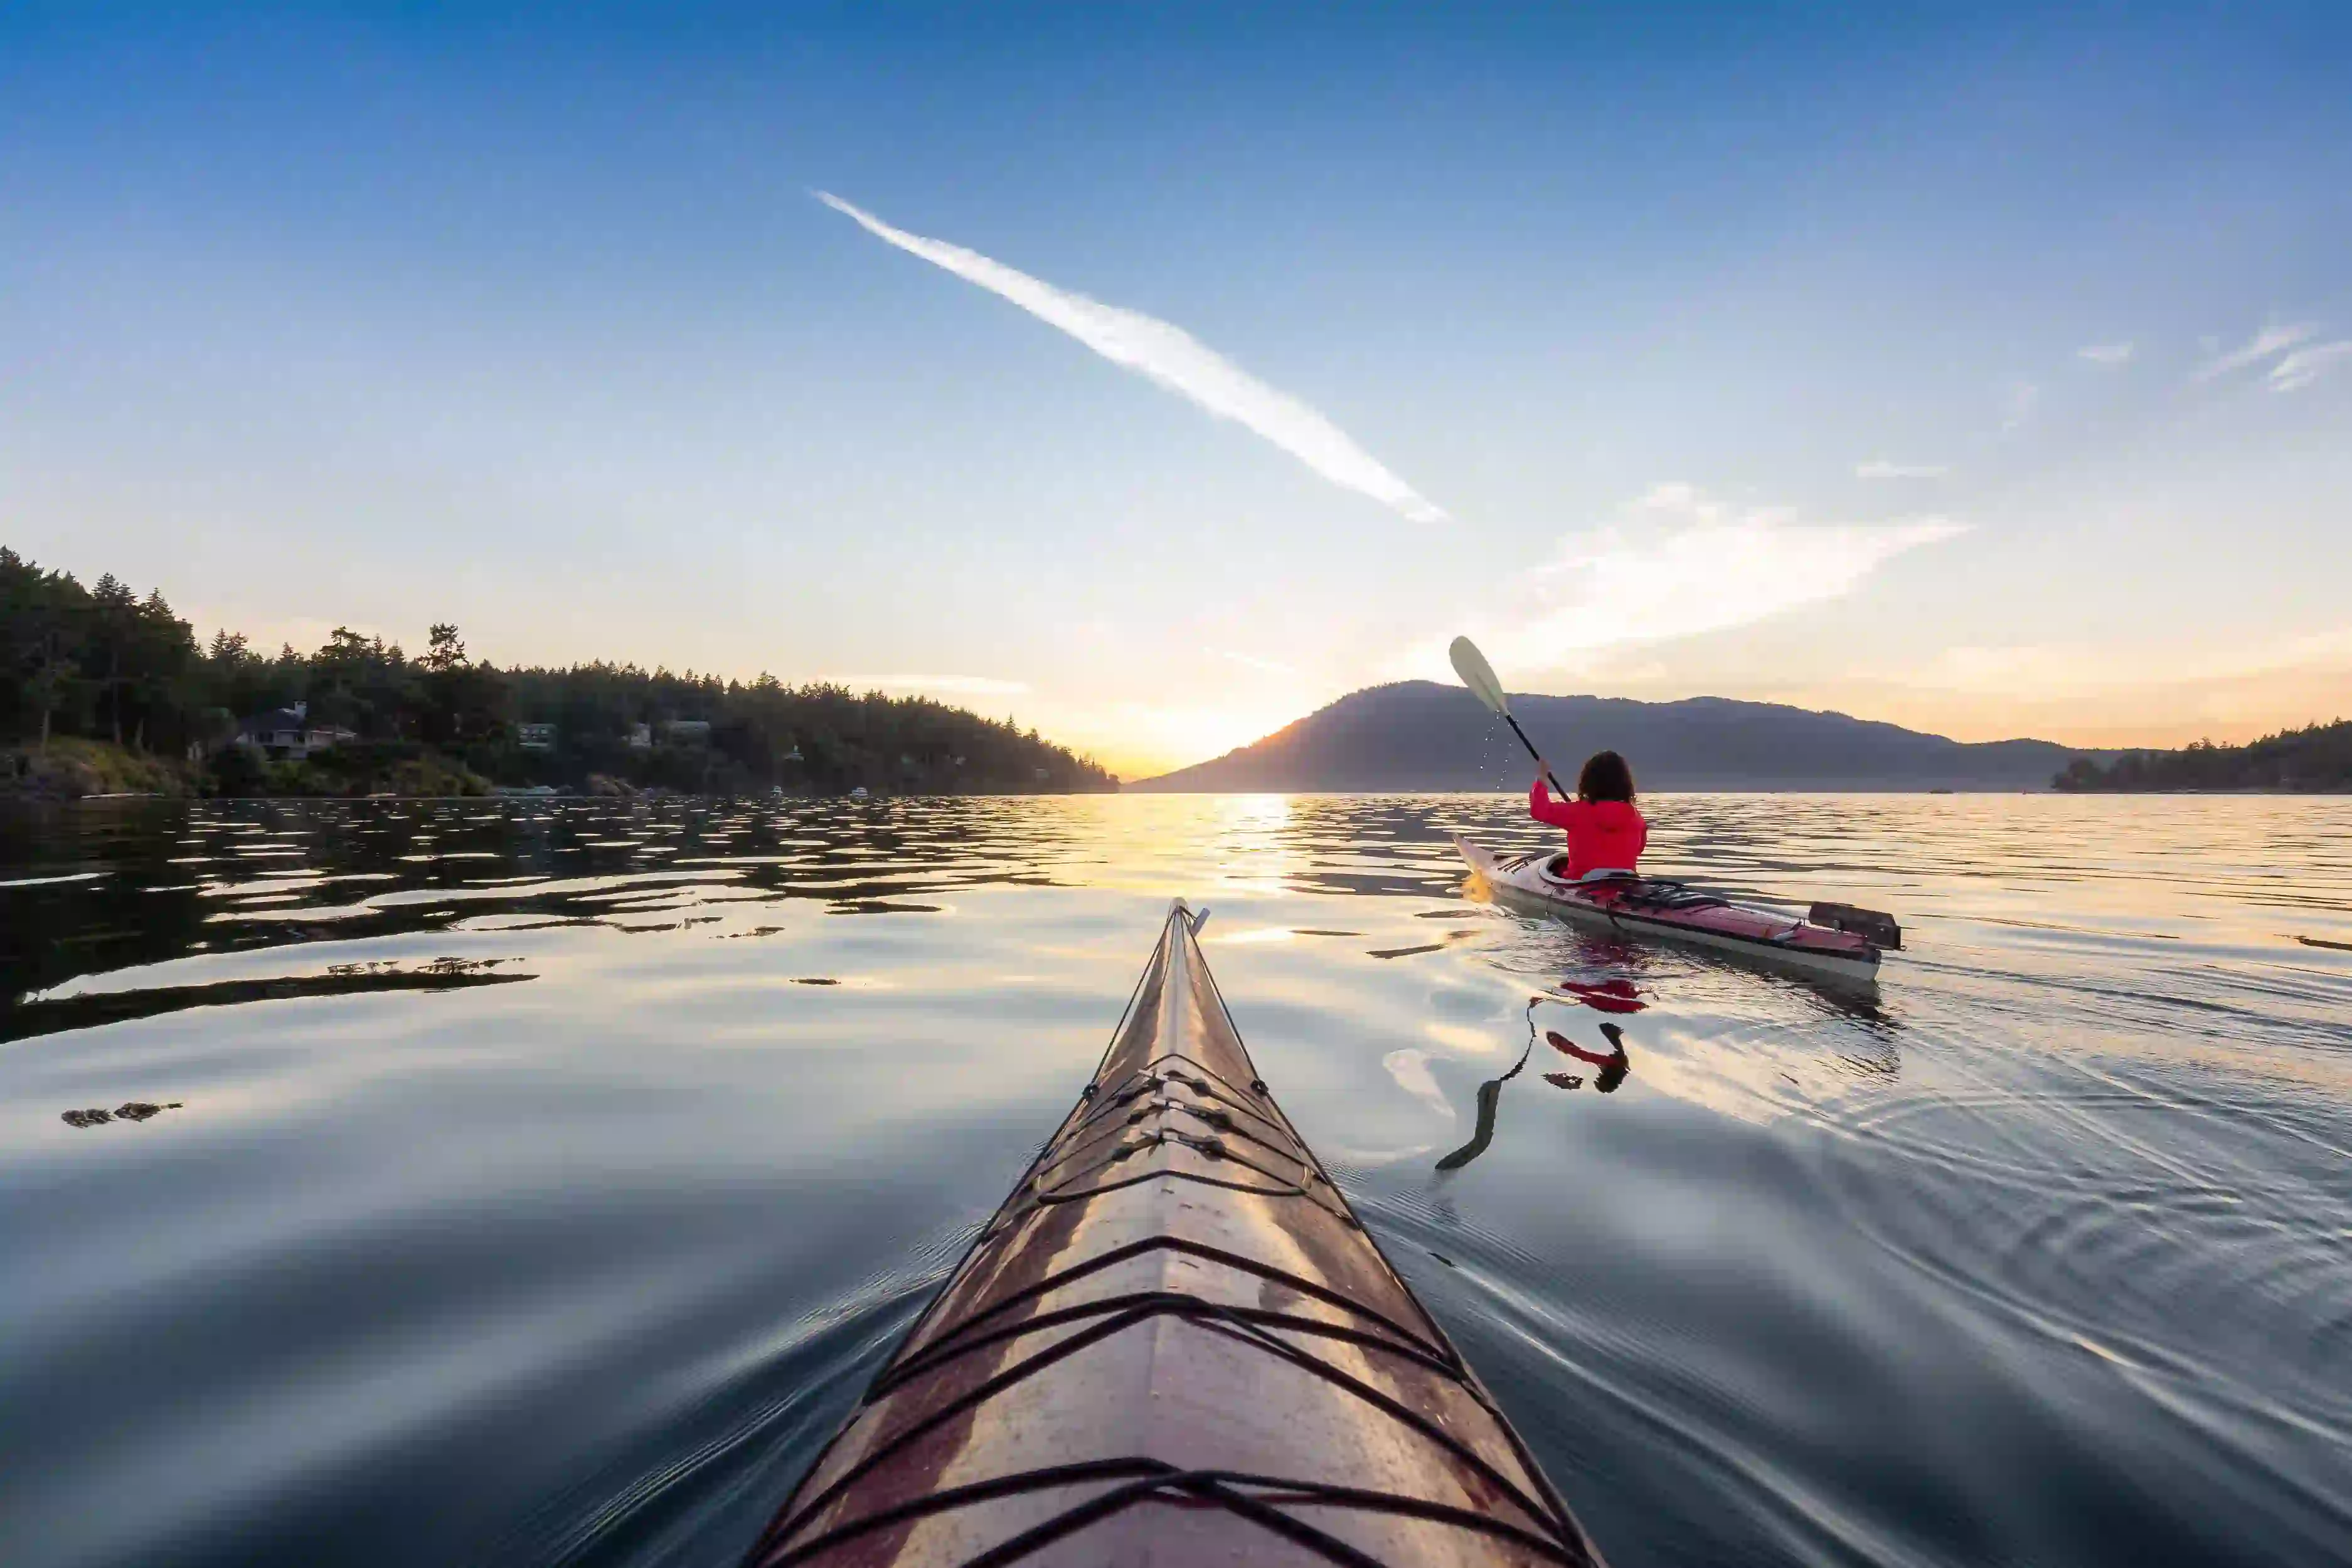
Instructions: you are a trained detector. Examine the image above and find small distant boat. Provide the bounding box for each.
[847,786,870,801]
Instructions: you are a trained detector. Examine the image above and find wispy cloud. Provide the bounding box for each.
[2269,341,2352,393]
[1855,460,1950,480]
[815,191,1445,523]
[2000,380,2039,430]
[1445,483,1966,672]
[833,674,1031,696]
[2077,341,2134,365]
[2195,320,2319,382]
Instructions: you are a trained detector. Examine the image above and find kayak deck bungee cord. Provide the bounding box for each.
[743,901,1604,1568]
[1455,835,1897,987]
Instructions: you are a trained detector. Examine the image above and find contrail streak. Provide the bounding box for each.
[816,191,1445,523]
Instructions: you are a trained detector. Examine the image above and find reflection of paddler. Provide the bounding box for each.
[1560,978,1646,1014]
[1544,1021,1631,1093]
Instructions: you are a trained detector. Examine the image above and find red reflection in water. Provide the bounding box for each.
[1560,979,1646,1014]
[1545,1026,1631,1094]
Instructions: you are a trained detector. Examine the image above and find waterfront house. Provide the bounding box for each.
[236,702,357,761]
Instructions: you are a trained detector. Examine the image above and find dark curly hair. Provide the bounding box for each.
[1577,750,1635,804]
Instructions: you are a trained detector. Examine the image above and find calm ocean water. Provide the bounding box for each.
[4,793,2349,1568]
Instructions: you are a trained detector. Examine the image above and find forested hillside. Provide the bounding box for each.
[0,549,1114,798]
[2053,721,2352,792]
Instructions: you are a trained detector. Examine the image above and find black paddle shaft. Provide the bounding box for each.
[1501,712,1569,800]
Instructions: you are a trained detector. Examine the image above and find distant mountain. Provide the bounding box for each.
[1129,682,2109,792]
[2053,719,2351,792]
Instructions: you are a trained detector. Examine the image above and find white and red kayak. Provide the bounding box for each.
[1454,835,1898,987]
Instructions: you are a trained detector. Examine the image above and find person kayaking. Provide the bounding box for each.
[1531,750,1647,879]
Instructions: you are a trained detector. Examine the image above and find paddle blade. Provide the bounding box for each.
[1449,636,1509,715]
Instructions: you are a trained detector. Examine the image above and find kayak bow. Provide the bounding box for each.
[745,901,1604,1567]
[1456,835,1890,987]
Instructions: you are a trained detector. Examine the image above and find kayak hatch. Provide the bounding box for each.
[743,900,1604,1567]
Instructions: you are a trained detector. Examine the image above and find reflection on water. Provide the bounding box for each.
[1559,978,1647,1015]
[1434,999,1540,1171]
[14,956,531,1044]
[1543,1022,1631,1093]
[3,793,2351,1568]
[61,1099,186,1128]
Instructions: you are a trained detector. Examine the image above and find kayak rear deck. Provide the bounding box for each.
[1456,835,1883,987]
[745,902,1601,1567]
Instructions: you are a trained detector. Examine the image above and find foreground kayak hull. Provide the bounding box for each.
[1455,836,1883,987]
[745,903,1603,1567]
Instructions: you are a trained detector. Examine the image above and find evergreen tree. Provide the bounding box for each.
[0,552,1119,795]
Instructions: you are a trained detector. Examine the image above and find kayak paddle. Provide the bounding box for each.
[1450,635,1567,798]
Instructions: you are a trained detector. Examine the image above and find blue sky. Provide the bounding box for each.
[6,3,2348,773]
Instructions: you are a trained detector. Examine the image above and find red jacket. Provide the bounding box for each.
[1529,783,1647,879]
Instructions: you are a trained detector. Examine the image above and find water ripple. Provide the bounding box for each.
[3,793,2349,1568]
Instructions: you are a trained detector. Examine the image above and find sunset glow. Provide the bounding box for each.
[6,6,2346,776]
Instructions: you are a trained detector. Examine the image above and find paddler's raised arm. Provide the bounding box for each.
[1530,770,1577,829]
